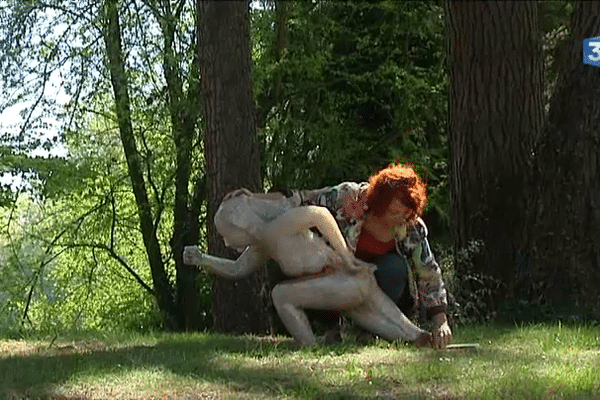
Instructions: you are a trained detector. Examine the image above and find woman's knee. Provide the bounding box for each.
[376,254,408,281]
[374,253,409,303]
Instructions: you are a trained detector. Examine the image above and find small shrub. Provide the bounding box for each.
[439,240,505,325]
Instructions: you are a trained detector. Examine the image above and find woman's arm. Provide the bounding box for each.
[412,237,448,319]
[401,219,448,319]
[296,182,369,220]
[224,188,286,202]
[402,219,452,349]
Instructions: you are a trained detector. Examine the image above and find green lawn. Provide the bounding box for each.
[1,323,599,399]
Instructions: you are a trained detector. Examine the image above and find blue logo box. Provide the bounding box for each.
[583,36,600,67]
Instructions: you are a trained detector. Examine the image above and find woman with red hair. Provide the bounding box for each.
[297,163,452,349]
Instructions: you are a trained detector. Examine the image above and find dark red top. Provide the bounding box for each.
[354,228,396,262]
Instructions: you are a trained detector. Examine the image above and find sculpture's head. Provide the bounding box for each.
[214,193,294,252]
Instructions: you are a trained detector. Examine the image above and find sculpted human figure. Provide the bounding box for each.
[183,188,432,347]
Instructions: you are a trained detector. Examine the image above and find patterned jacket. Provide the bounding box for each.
[294,182,448,320]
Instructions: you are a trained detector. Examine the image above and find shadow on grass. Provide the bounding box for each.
[1,334,374,399]
[3,324,599,399]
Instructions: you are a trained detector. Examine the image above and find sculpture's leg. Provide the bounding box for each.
[347,283,425,342]
[271,272,368,346]
[183,245,267,279]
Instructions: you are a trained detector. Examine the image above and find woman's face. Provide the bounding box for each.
[381,198,414,227]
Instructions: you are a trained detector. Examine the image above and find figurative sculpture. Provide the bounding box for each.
[183,188,431,347]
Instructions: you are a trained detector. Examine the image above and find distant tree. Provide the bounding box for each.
[102,0,179,329]
[199,0,270,333]
[445,1,544,305]
[150,0,205,332]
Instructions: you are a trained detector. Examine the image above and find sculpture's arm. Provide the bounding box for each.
[267,206,371,273]
[183,245,268,279]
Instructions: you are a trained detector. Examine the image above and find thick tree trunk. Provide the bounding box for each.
[102,0,177,330]
[446,1,544,300]
[528,1,600,317]
[199,0,270,333]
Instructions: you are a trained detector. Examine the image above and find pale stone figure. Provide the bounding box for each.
[183,189,431,347]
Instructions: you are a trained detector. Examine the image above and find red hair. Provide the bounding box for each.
[366,163,428,220]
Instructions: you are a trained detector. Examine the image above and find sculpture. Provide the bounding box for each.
[183,189,431,347]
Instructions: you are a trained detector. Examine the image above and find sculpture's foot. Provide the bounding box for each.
[293,338,319,349]
[415,331,433,348]
[355,329,375,345]
[183,245,203,266]
[323,327,343,345]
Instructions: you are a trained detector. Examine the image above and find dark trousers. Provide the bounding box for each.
[374,253,414,315]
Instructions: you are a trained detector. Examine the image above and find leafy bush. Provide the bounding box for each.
[439,240,505,326]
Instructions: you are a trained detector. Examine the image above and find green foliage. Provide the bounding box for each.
[253,2,448,194]
[252,1,450,246]
[1,0,211,333]
[0,0,99,194]
[0,191,163,334]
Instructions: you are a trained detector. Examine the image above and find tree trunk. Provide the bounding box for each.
[102,0,177,330]
[528,1,600,317]
[446,1,544,301]
[198,0,270,333]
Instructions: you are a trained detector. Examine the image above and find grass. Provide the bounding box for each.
[1,322,599,399]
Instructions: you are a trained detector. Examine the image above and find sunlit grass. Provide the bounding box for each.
[1,323,599,399]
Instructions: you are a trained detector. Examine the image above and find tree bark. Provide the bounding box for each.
[103,0,177,330]
[528,1,600,316]
[446,1,544,299]
[199,0,269,333]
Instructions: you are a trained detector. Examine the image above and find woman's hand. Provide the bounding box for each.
[341,188,368,221]
[431,313,452,349]
[224,188,254,200]
[341,252,377,274]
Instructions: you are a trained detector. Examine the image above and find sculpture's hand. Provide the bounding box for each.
[415,330,433,348]
[431,313,452,349]
[224,188,254,201]
[342,253,377,274]
[183,245,203,266]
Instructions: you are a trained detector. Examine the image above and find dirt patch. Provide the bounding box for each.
[0,339,109,357]
[7,388,222,400]
[0,340,46,357]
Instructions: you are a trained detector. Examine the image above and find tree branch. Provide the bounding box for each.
[64,242,155,296]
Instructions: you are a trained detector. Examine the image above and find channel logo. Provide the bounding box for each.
[583,36,600,67]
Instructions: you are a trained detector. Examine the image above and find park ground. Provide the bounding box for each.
[1,323,599,399]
